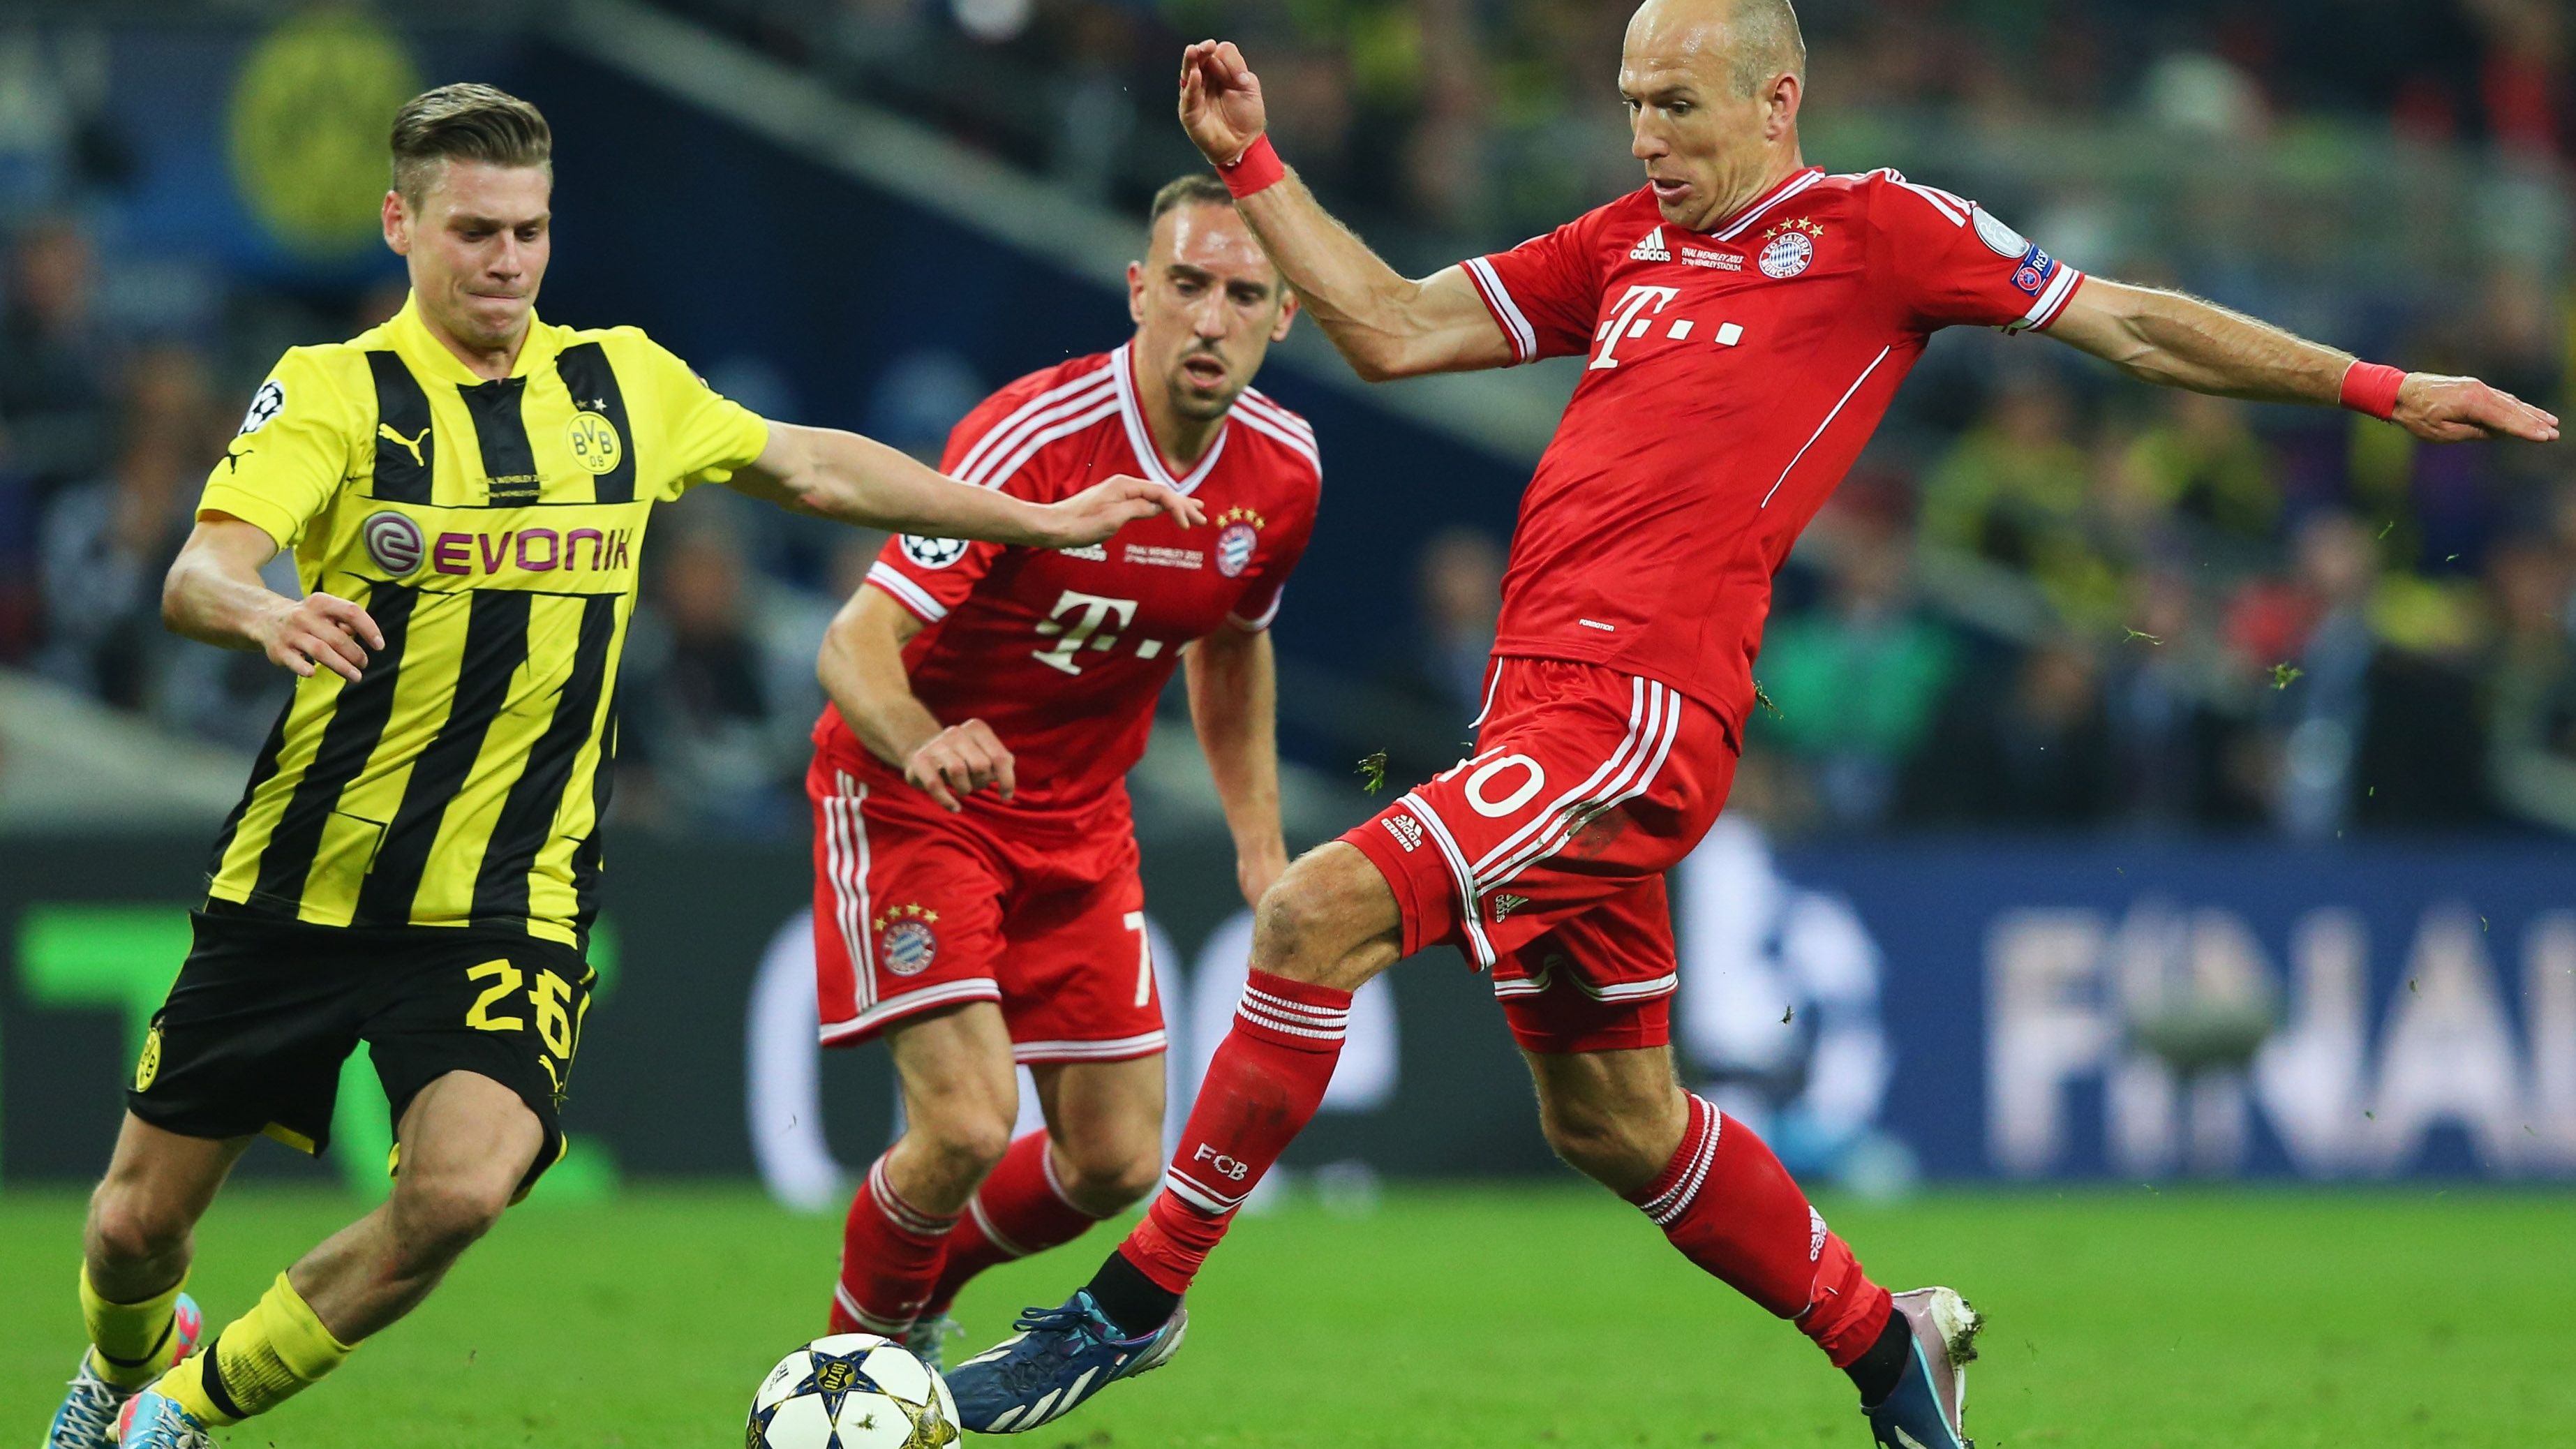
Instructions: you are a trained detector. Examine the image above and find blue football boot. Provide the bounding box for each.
[110,1391,212,1449]
[944,1290,1187,1433]
[45,1293,203,1449]
[1863,1286,1983,1449]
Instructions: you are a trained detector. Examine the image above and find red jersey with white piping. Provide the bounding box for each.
[1460,166,2085,740]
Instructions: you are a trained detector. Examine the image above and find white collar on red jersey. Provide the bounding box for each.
[1704,165,1827,242]
[1111,342,1229,496]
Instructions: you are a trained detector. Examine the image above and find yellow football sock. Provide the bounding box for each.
[156,1272,357,1426]
[80,1267,186,1391]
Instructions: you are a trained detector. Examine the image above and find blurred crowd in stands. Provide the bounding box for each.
[3,0,2575,842]
[676,0,2576,265]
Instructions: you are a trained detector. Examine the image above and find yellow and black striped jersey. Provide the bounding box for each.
[198,295,769,947]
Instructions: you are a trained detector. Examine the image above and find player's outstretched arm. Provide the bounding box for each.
[819,584,1014,812]
[163,515,384,682]
[2048,278,2561,444]
[1185,624,1289,907]
[731,422,1207,544]
[1180,40,1513,380]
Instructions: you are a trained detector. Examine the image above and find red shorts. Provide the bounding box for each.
[1343,657,1737,1055]
[807,757,1166,1063]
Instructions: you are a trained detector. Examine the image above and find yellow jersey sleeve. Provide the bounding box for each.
[198,348,364,550]
[623,333,771,500]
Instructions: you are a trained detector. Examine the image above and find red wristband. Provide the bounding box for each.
[1218,134,1286,198]
[2339,361,2405,422]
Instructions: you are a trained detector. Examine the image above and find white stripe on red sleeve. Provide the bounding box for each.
[1461,256,1538,364]
[864,561,948,623]
[2011,267,2085,333]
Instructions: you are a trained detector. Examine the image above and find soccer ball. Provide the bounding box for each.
[747,1333,960,1448]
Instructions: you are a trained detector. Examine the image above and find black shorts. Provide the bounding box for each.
[128,908,595,1198]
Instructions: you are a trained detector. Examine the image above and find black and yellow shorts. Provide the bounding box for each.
[128,907,594,1196]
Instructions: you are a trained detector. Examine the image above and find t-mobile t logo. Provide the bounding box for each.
[1591,284,1683,370]
[1031,588,1139,674]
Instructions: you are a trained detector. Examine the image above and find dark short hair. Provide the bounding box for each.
[390,83,552,202]
[1149,173,1237,230]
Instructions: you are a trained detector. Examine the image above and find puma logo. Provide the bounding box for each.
[378,422,430,468]
[221,442,253,473]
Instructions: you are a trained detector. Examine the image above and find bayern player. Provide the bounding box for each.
[948,1,2560,1443]
[808,174,1318,1365]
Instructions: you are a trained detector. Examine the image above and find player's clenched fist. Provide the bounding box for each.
[2392,373,2561,445]
[903,718,1017,812]
[1038,474,1205,547]
[1179,40,1267,165]
[255,593,384,682]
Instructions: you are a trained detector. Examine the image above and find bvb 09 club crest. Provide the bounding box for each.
[566,408,623,475]
[875,902,940,976]
[1214,505,1265,579]
[135,1025,164,1092]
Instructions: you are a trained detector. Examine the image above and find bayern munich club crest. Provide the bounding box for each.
[361,510,425,576]
[874,902,939,976]
[1758,218,1824,279]
[1214,505,1265,579]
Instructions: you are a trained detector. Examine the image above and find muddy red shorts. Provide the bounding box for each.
[807,757,1166,1063]
[1343,657,1738,1055]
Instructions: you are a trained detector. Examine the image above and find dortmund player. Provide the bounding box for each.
[47,84,1198,1449]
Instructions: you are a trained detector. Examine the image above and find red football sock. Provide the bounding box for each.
[829,1152,960,1336]
[1118,969,1350,1294]
[924,1131,1102,1314]
[1631,1094,1892,1367]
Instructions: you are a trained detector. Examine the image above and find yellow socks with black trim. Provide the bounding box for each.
[80,1267,186,1391]
[156,1272,357,1427]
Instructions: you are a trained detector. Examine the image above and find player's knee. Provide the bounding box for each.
[1251,852,1383,988]
[1057,1131,1163,1212]
[910,1105,1015,1184]
[1536,1097,1659,1187]
[389,1171,512,1271]
[85,1184,191,1268]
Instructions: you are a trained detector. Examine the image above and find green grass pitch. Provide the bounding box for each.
[6,1183,2570,1446]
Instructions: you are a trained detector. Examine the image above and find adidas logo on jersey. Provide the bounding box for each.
[1381,812,1424,854]
[1057,543,1108,561]
[1629,226,1672,262]
[1491,893,1531,923]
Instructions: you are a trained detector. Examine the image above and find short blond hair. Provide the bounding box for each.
[390,83,552,202]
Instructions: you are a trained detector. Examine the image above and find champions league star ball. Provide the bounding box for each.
[747,1334,960,1449]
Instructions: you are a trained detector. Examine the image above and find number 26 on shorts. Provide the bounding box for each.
[463,958,593,1062]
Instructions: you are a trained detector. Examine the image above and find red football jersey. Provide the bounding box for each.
[1459,166,2087,738]
[814,345,1320,828]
